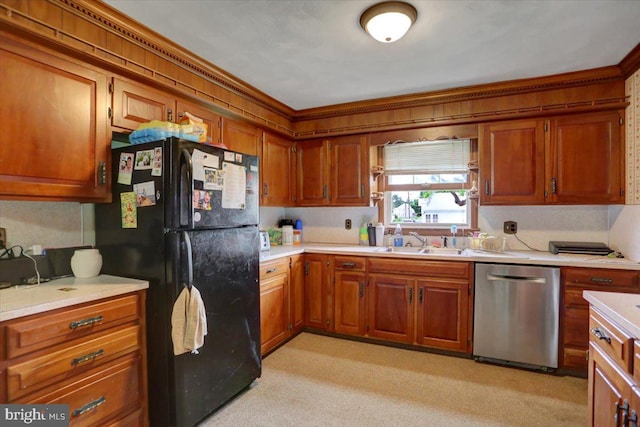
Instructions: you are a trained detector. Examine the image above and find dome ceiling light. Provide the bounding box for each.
[360,1,418,43]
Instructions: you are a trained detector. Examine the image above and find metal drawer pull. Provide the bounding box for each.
[71,349,104,366]
[590,327,611,344]
[590,277,613,284]
[341,262,356,268]
[266,267,277,274]
[69,315,103,330]
[73,396,106,417]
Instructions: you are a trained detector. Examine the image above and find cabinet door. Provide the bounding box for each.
[479,120,546,205]
[330,135,369,206]
[289,255,305,334]
[111,78,176,131]
[259,272,289,355]
[588,343,634,427]
[548,111,623,204]
[0,36,109,201]
[297,139,329,206]
[176,100,221,146]
[334,271,366,336]
[367,274,414,343]
[416,279,469,352]
[304,254,331,330]
[221,118,261,156]
[262,132,296,206]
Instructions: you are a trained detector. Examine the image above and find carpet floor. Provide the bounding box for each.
[201,333,587,426]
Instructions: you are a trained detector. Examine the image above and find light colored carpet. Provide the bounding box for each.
[202,333,587,426]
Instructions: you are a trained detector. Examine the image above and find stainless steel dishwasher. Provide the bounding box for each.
[473,263,560,371]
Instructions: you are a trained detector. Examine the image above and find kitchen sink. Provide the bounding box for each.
[374,246,464,256]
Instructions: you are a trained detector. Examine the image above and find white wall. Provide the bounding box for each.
[608,205,640,261]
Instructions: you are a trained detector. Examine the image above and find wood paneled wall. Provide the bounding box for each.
[0,0,637,141]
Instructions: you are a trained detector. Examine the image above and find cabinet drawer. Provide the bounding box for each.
[564,268,638,288]
[334,256,366,271]
[563,306,589,346]
[368,258,470,279]
[588,307,634,373]
[7,325,140,401]
[260,258,289,280]
[6,294,141,359]
[24,355,142,427]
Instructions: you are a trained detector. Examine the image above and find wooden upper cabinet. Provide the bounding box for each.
[176,100,221,146]
[331,135,369,206]
[479,120,546,205]
[297,139,329,206]
[111,78,176,131]
[547,111,624,204]
[261,132,296,206]
[221,118,261,156]
[297,135,370,207]
[0,35,110,201]
[479,111,624,206]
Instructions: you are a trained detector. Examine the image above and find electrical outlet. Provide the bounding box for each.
[504,221,517,234]
[345,219,352,230]
[0,227,6,248]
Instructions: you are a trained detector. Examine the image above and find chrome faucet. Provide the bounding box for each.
[409,232,428,247]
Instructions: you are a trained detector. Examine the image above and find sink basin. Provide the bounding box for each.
[374,246,464,256]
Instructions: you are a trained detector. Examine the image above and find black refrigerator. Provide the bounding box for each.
[95,137,261,427]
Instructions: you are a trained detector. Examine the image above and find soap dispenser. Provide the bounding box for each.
[393,224,403,247]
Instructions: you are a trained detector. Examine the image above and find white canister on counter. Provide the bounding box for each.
[70,249,102,278]
[375,223,385,247]
[282,225,294,245]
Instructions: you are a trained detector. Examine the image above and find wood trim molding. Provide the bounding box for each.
[292,66,626,122]
[68,0,295,117]
[619,42,640,79]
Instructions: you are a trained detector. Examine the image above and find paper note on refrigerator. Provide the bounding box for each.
[192,149,219,182]
[221,162,246,209]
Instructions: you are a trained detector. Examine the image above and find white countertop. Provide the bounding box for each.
[261,243,640,270]
[583,291,640,338]
[0,275,149,322]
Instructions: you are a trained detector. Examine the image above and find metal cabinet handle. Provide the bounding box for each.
[590,277,614,284]
[73,396,106,417]
[485,180,490,196]
[71,349,104,366]
[341,262,356,268]
[551,177,557,194]
[69,315,103,330]
[359,282,364,298]
[627,409,638,427]
[591,327,611,344]
[264,183,269,196]
[408,287,413,304]
[266,267,278,274]
[419,287,424,304]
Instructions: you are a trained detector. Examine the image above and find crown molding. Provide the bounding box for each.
[292,66,625,122]
[619,42,640,78]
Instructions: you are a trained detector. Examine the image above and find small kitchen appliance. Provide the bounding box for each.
[548,241,613,255]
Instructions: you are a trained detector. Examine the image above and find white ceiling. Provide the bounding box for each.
[103,0,640,111]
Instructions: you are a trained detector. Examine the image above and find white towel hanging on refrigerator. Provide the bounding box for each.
[171,285,207,355]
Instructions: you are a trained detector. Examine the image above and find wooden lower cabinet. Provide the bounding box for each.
[334,256,367,336]
[259,258,289,355]
[367,274,414,343]
[0,291,148,426]
[416,278,470,352]
[259,255,305,355]
[587,305,639,427]
[304,254,332,331]
[562,267,639,373]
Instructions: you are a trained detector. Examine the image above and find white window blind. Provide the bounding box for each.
[383,139,471,175]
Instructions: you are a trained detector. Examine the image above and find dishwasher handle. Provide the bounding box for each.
[487,273,547,284]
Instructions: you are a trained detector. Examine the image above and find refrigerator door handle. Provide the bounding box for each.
[179,148,194,228]
[182,231,194,289]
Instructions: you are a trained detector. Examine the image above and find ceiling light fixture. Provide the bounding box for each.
[360,1,418,43]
